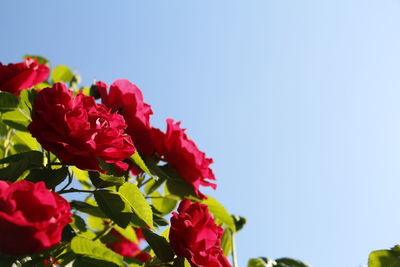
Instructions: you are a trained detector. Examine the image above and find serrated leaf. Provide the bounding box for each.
[131,152,153,176]
[142,228,175,262]
[202,196,236,232]
[13,131,39,150]
[94,190,132,228]
[119,183,153,228]
[71,237,123,266]
[52,65,74,83]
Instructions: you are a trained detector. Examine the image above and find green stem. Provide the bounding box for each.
[231,230,238,267]
[58,188,97,194]
[93,221,115,241]
[3,127,14,159]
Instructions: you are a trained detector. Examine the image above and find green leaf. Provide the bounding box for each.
[142,228,175,262]
[89,171,125,188]
[26,166,69,189]
[202,196,236,232]
[52,65,74,83]
[0,151,43,182]
[369,248,400,267]
[131,152,153,176]
[13,131,39,150]
[248,258,274,267]
[144,176,166,195]
[70,200,106,218]
[94,190,133,228]
[0,92,19,112]
[97,158,126,177]
[24,55,49,66]
[221,228,232,257]
[113,224,138,243]
[71,167,92,190]
[275,258,311,267]
[71,236,123,266]
[232,215,247,232]
[119,182,154,228]
[72,256,120,267]
[151,191,177,216]
[72,214,87,233]
[144,257,172,267]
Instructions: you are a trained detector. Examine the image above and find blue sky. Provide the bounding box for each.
[3,1,400,266]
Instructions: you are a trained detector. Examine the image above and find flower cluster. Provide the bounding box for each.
[0,57,235,267]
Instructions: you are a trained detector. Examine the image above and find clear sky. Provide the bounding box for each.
[2,1,400,266]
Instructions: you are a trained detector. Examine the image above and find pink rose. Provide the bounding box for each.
[0,180,71,255]
[170,199,231,267]
[0,57,49,96]
[28,83,135,172]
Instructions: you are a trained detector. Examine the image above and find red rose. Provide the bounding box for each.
[28,83,135,172]
[107,228,151,263]
[157,119,216,199]
[0,180,71,255]
[97,79,157,157]
[0,57,49,96]
[170,199,231,267]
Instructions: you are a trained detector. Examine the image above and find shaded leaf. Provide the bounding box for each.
[142,228,175,263]
[70,200,106,218]
[94,190,132,228]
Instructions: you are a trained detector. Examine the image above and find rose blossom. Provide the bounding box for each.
[0,57,49,96]
[28,82,135,172]
[97,79,158,157]
[169,199,231,267]
[157,119,216,199]
[0,180,71,255]
[107,228,150,263]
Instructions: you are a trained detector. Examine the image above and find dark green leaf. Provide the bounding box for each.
[26,167,69,189]
[2,120,27,131]
[275,258,311,267]
[89,171,125,188]
[94,190,132,228]
[0,151,43,182]
[97,158,126,177]
[232,215,247,232]
[144,257,173,267]
[0,92,19,112]
[369,248,400,267]
[144,176,166,195]
[142,228,175,262]
[70,200,106,218]
[71,236,123,266]
[73,214,87,233]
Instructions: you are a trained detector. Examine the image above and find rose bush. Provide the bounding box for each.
[0,180,71,255]
[28,82,136,172]
[0,57,49,96]
[0,56,336,267]
[170,199,231,267]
